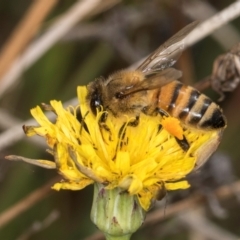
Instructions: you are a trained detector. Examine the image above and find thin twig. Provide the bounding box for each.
[64,23,141,63]
[16,210,60,240]
[0,176,60,229]
[0,108,21,128]
[194,76,211,92]
[0,0,58,79]
[0,98,77,151]
[184,0,240,48]
[62,4,164,63]
[0,108,46,147]
[177,208,238,240]
[0,0,121,97]
[183,0,240,50]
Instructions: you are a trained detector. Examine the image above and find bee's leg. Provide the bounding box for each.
[99,111,108,123]
[157,108,169,117]
[118,122,127,139]
[76,109,89,134]
[175,135,190,151]
[156,108,190,152]
[118,116,140,139]
[99,112,110,131]
[155,108,167,133]
[143,107,165,135]
[128,115,140,127]
[111,122,127,160]
[113,115,140,159]
[155,181,167,201]
[98,112,113,141]
[157,124,162,134]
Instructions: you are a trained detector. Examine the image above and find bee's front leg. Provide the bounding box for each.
[77,110,89,134]
[128,115,140,127]
[98,112,112,141]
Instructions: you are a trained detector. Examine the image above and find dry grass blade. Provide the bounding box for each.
[185,0,240,48]
[0,0,121,97]
[183,0,240,49]
[0,176,60,229]
[178,208,239,240]
[0,0,58,79]
[0,98,77,151]
[16,210,60,240]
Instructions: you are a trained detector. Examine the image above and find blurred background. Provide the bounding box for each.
[1,0,240,239]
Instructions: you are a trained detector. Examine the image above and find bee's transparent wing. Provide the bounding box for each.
[118,68,181,96]
[137,21,199,74]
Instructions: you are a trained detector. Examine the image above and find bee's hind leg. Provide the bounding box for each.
[175,135,190,151]
[157,108,190,152]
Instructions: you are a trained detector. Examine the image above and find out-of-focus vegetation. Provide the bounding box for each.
[1,0,240,239]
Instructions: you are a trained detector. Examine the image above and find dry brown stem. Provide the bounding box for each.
[0,0,58,79]
[0,176,60,229]
[0,0,121,97]
[178,208,238,240]
[194,76,211,92]
[184,0,240,48]
[16,210,60,240]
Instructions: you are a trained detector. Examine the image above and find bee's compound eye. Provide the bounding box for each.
[95,100,101,107]
[90,92,102,115]
[90,99,97,115]
[115,92,124,99]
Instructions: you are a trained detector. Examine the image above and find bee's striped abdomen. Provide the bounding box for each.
[158,81,226,129]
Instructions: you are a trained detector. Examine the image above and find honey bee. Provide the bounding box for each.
[86,22,226,169]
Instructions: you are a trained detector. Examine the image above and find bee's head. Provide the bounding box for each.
[87,71,146,117]
[87,78,104,115]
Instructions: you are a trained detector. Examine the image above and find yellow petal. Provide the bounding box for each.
[52,179,93,191]
[165,180,190,190]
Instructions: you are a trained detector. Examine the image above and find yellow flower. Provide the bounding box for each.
[8,86,222,211]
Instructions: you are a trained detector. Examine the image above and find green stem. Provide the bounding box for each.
[104,233,131,240]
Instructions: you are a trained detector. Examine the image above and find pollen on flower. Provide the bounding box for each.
[11,86,223,211]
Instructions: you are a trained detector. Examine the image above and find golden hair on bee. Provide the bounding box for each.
[105,70,145,86]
